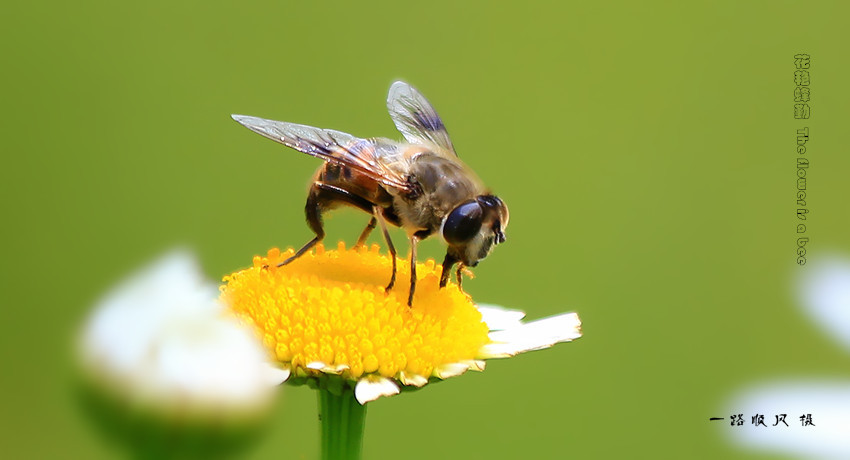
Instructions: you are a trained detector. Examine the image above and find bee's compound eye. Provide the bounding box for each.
[443,200,483,244]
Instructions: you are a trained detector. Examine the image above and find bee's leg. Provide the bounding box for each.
[439,253,458,288]
[374,206,397,292]
[355,217,377,248]
[407,235,420,306]
[279,181,375,267]
[455,263,465,293]
[279,188,326,267]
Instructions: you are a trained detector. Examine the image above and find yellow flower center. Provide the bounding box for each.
[221,243,490,381]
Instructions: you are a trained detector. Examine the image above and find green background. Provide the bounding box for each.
[2,1,848,458]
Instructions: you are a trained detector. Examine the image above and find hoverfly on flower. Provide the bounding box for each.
[233,82,508,306]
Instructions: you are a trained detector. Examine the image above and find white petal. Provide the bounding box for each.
[799,257,850,352]
[462,360,486,372]
[476,304,526,331]
[479,312,582,358]
[398,372,428,387]
[308,363,349,375]
[321,364,350,375]
[306,361,327,371]
[433,362,470,379]
[725,380,850,459]
[354,377,400,404]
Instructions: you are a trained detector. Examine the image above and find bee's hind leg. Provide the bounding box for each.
[280,181,376,267]
[278,188,327,267]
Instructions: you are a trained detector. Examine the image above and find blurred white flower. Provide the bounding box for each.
[799,258,850,351]
[78,250,287,415]
[727,381,850,459]
[725,256,850,459]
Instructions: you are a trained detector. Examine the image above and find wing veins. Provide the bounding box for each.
[232,114,410,192]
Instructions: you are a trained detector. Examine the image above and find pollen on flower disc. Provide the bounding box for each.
[221,243,490,382]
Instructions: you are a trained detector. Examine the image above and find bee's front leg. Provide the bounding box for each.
[374,206,397,292]
[439,252,458,288]
[455,263,465,293]
[407,235,420,307]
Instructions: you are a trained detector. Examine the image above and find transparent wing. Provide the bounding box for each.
[386,81,456,155]
[231,114,412,192]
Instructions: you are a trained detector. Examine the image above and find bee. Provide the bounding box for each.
[232,81,508,306]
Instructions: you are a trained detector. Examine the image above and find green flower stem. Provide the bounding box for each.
[318,387,367,460]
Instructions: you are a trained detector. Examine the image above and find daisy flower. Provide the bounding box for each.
[222,242,582,459]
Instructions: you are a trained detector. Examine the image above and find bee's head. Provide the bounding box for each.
[441,195,509,267]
